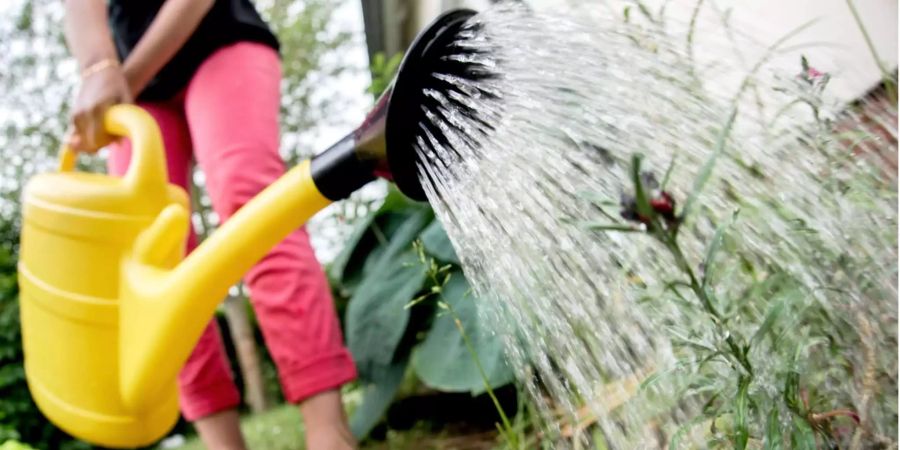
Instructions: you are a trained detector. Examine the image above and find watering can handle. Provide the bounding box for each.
[58,104,169,191]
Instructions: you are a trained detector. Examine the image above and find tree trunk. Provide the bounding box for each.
[222,292,269,413]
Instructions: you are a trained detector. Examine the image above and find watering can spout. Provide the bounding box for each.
[118,157,332,412]
[18,7,481,448]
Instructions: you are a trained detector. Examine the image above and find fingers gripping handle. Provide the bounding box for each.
[58,104,169,192]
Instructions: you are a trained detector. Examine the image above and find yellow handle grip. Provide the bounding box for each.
[58,104,169,192]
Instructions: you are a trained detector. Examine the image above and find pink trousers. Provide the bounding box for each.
[109,42,356,420]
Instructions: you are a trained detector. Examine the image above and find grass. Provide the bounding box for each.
[171,406,305,450]
[167,403,504,450]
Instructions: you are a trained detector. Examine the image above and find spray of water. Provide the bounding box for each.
[411,4,896,448]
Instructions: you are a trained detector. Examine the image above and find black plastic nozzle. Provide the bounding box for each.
[310,8,487,202]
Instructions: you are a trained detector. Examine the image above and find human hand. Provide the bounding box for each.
[67,59,133,152]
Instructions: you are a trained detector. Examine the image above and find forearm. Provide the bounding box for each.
[123,0,215,95]
[63,0,118,69]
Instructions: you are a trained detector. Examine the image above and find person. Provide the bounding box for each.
[62,1,358,448]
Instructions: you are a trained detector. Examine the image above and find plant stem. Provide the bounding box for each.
[444,300,518,448]
[414,241,519,448]
[659,225,753,375]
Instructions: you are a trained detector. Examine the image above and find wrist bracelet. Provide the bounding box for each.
[81,58,119,79]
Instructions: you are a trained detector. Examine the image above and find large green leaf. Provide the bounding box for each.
[349,358,407,439]
[412,271,514,394]
[419,220,460,264]
[345,249,427,382]
[361,207,433,276]
[328,210,377,288]
[329,191,431,296]
[329,210,408,292]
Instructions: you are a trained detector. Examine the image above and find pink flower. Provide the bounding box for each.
[806,66,824,79]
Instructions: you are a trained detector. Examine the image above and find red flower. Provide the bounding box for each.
[620,172,678,226]
[650,191,676,220]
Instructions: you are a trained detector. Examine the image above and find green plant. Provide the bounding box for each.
[574,52,895,448]
[0,441,36,450]
[408,239,517,447]
[367,52,404,98]
[331,187,514,439]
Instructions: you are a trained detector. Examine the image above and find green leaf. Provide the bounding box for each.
[419,220,460,264]
[346,249,427,382]
[668,414,710,450]
[630,154,653,219]
[362,207,434,275]
[379,184,420,212]
[750,294,787,348]
[701,209,738,290]
[580,222,641,233]
[681,108,738,221]
[372,52,385,70]
[15,3,33,32]
[332,211,409,294]
[661,154,677,191]
[412,272,514,394]
[593,430,609,450]
[734,376,750,450]
[790,414,817,450]
[0,441,37,450]
[349,359,407,439]
[329,189,432,294]
[783,371,803,414]
[384,53,404,80]
[764,405,783,450]
[636,1,657,23]
[328,210,377,286]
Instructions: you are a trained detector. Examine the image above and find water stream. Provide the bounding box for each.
[412,5,896,449]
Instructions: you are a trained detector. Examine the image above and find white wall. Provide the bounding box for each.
[662,0,897,101]
[415,0,896,102]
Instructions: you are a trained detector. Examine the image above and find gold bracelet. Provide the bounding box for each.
[81,58,119,79]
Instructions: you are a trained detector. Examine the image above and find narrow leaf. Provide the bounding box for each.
[661,154,677,191]
[681,108,738,220]
[734,376,750,450]
[630,154,653,218]
[783,371,802,414]
[790,414,817,450]
[669,414,710,450]
[750,295,786,347]
[764,406,783,450]
[636,1,658,23]
[582,222,641,233]
[701,209,739,290]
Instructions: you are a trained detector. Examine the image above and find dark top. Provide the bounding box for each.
[108,0,280,101]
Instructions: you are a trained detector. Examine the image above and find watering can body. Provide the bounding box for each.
[18,105,333,447]
[18,106,188,446]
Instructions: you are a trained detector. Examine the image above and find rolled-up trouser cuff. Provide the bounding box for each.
[179,379,242,421]
[280,349,358,403]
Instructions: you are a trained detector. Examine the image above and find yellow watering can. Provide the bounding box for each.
[17,9,480,447]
